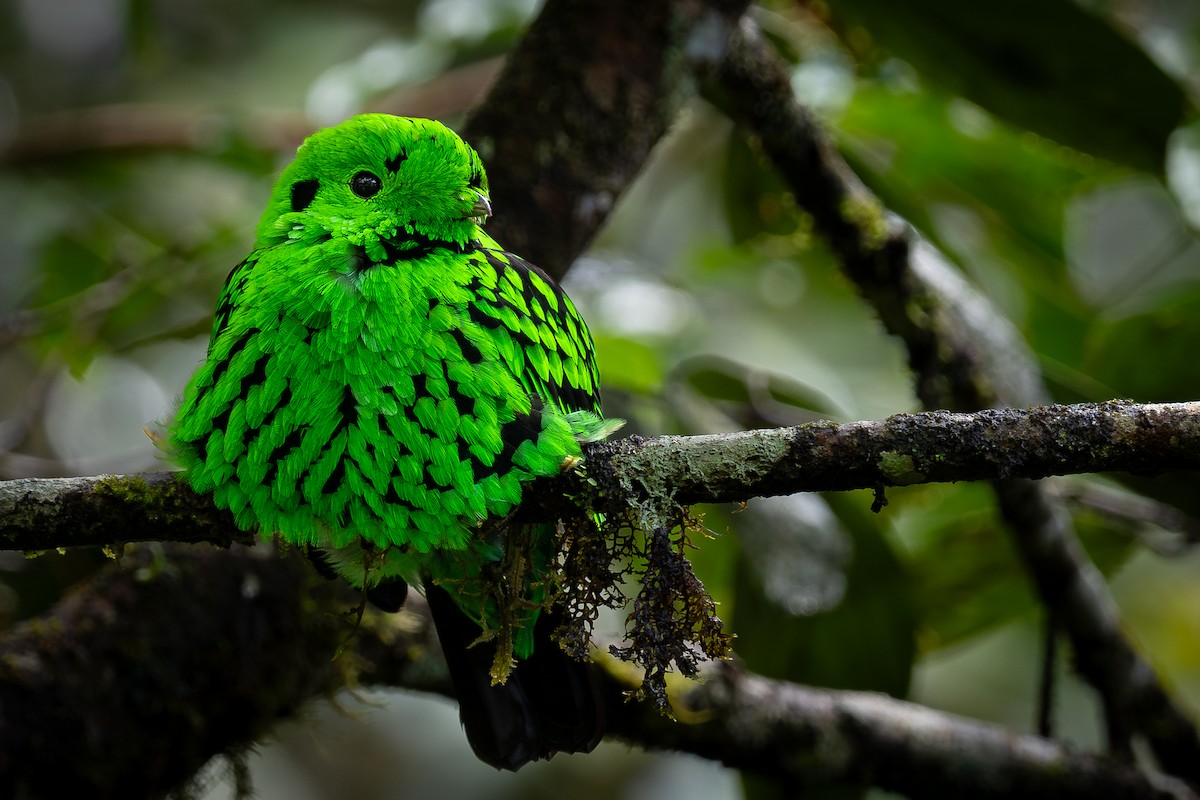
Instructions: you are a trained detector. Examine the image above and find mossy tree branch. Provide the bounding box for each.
[0,545,357,798]
[4,400,1200,551]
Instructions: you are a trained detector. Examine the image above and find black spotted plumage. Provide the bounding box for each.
[171,114,619,773]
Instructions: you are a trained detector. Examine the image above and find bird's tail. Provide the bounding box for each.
[425,582,604,771]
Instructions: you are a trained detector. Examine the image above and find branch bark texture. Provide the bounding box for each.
[463,0,750,275]
[0,545,356,798]
[607,666,1196,800]
[4,401,1200,550]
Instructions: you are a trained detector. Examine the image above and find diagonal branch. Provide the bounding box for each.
[461,0,751,275]
[707,19,1200,784]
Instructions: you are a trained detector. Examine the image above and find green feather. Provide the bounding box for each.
[171,115,620,668]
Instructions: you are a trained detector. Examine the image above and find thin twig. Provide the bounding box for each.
[1038,605,1058,739]
[1055,478,1200,554]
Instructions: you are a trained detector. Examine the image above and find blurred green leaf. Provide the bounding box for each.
[838,85,1107,289]
[894,483,1032,649]
[591,334,663,395]
[833,0,1188,173]
[34,235,111,307]
[836,83,1176,399]
[683,358,753,404]
[894,482,1132,649]
[730,491,913,800]
[1083,291,1200,402]
[732,490,915,692]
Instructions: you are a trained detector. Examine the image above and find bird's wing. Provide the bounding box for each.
[464,247,602,416]
[208,251,262,350]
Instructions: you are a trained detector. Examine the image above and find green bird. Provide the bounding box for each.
[171,113,620,770]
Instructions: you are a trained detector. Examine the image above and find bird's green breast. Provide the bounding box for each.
[171,236,584,562]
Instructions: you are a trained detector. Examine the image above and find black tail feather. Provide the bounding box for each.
[515,606,605,754]
[425,584,604,770]
[365,577,409,613]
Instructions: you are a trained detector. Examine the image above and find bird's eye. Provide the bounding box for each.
[350,171,383,198]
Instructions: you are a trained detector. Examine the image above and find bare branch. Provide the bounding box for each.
[705,22,1038,411]
[998,478,1200,775]
[3,105,309,165]
[1,59,503,166]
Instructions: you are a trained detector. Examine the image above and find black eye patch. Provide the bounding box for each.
[290,179,320,212]
[385,150,407,173]
[350,171,383,198]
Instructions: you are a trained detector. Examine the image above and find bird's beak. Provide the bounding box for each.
[471,191,492,222]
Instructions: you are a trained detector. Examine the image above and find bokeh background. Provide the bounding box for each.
[2,0,1200,797]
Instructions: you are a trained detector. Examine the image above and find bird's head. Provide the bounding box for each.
[256,114,491,252]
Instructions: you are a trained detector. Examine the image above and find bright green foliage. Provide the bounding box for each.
[171,115,615,656]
